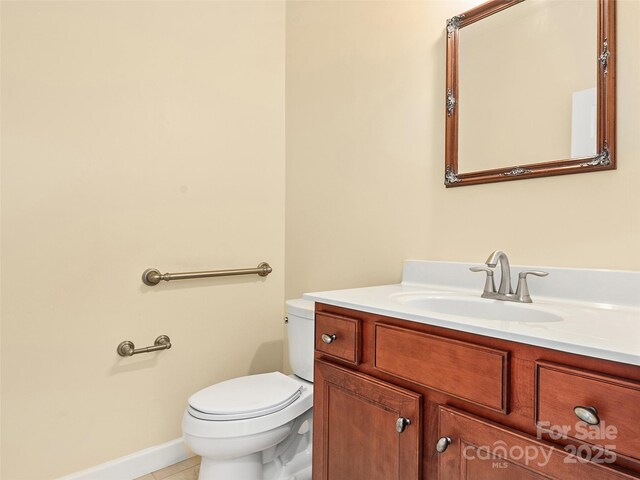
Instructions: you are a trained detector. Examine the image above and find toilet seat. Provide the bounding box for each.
[183,375,313,439]
[188,372,303,421]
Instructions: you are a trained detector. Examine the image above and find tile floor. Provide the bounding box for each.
[134,456,201,480]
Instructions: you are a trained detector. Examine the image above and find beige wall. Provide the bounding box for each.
[1,2,284,479]
[285,0,640,302]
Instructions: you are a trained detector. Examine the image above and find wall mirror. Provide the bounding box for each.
[444,0,616,187]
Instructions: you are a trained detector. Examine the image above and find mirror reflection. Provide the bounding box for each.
[458,0,597,172]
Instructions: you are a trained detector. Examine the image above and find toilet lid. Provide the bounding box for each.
[188,372,303,421]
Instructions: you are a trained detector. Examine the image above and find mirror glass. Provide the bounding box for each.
[458,0,597,172]
[444,0,615,187]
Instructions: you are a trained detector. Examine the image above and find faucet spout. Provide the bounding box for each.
[485,250,513,295]
[473,251,546,303]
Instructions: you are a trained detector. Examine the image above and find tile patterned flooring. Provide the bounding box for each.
[134,456,201,480]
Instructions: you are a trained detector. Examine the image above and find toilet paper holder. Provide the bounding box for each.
[117,335,171,357]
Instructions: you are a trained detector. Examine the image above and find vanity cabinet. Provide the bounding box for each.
[312,304,640,480]
[438,406,633,480]
[535,361,640,462]
[313,359,421,480]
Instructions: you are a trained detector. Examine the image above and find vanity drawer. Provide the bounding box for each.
[536,361,640,461]
[374,324,509,413]
[315,313,361,365]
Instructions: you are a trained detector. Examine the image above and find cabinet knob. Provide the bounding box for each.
[321,333,337,344]
[435,436,452,453]
[574,406,600,426]
[395,417,411,433]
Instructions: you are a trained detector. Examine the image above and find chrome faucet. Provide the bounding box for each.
[470,250,548,303]
[486,250,513,295]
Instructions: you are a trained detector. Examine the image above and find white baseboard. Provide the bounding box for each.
[57,438,191,480]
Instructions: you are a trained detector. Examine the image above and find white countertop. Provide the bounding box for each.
[304,260,640,367]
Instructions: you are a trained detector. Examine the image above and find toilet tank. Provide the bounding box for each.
[286,299,315,382]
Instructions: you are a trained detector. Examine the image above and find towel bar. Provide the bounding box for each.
[142,262,272,286]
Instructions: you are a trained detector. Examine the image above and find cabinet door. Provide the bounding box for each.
[437,406,637,480]
[313,359,422,480]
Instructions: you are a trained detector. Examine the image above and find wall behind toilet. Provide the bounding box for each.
[1,2,285,478]
[285,0,640,302]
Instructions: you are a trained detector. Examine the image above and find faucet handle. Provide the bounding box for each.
[470,266,496,296]
[470,266,493,274]
[516,270,549,303]
[518,270,549,279]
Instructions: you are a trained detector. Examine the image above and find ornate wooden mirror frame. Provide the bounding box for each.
[444,0,616,187]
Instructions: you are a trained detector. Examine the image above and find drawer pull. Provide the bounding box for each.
[395,417,411,433]
[574,406,600,425]
[436,436,452,453]
[321,333,337,344]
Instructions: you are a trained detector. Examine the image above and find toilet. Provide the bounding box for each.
[182,299,315,480]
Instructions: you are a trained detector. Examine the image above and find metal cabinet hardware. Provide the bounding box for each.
[436,436,452,453]
[321,333,337,344]
[395,417,411,433]
[142,262,272,286]
[117,335,171,357]
[574,406,600,426]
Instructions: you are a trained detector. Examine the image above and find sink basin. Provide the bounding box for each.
[392,294,563,323]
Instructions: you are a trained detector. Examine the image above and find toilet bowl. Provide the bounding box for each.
[182,299,315,480]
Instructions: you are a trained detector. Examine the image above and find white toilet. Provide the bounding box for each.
[182,299,315,480]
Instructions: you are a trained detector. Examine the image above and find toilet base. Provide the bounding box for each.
[199,453,263,480]
[194,409,313,480]
[198,453,312,480]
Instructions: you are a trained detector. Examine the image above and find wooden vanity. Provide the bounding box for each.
[312,302,640,479]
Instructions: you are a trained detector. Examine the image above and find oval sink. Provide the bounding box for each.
[394,294,562,323]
